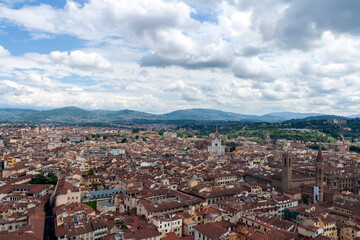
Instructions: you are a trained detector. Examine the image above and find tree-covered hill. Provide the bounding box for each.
[0,106,352,125]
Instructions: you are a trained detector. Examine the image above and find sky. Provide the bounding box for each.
[0,0,359,115]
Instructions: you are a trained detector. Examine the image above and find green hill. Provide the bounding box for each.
[21,107,95,122]
[0,109,39,121]
[162,108,258,121]
[0,107,346,123]
[91,109,161,120]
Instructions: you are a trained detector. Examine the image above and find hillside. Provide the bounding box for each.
[91,109,161,120]
[162,108,258,121]
[260,112,323,121]
[0,107,347,123]
[0,109,39,121]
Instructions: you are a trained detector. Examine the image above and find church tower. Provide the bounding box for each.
[282,152,292,192]
[265,132,271,144]
[315,146,324,202]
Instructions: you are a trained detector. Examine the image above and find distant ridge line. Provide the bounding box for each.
[0,106,350,123]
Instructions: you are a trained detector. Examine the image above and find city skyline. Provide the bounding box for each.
[0,0,360,115]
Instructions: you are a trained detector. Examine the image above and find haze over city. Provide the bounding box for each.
[0,0,359,115]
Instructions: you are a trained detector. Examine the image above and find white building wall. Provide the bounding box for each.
[208,138,225,156]
[153,218,183,237]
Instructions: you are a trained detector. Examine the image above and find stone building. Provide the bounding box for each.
[270,148,358,203]
[270,153,315,193]
[208,126,225,156]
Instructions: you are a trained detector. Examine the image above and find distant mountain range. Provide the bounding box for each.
[0,106,352,123]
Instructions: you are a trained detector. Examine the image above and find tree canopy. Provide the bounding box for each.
[30,172,58,185]
[88,168,95,176]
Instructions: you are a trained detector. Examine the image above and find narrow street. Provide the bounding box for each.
[44,201,55,240]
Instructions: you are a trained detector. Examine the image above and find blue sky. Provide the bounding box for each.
[0,26,85,55]
[0,0,359,115]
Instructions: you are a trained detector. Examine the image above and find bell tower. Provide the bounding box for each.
[282,152,292,192]
[315,146,324,202]
[215,125,219,138]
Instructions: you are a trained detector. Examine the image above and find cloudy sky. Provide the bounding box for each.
[0,0,359,115]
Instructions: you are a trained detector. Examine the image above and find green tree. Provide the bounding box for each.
[132,128,141,133]
[186,132,194,138]
[30,172,58,185]
[45,172,58,185]
[349,145,360,153]
[30,173,47,184]
[88,168,95,176]
[177,132,184,138]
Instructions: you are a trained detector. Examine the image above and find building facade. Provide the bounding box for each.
[208,127,225,156]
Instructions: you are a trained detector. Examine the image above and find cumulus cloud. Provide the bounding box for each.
[67,51,111,70]
[0,45,10,57]
[0,0,360,115]
[25,50,111,71]
[21,72,57,88]
[0,80,32,96]
[0,0,195,41]
[165,81,204,102]
[273,0,360,49]
[232,57,275,81]
[0,0,233,70]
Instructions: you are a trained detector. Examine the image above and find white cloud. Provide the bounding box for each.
[0,0,360,115]
[165,80,204,102]
[25,50,111,71]
[68,51,111,70]
[0,45,10,58]
[232,57,275,81]
[0,0,195,41]
[23,72,56,87]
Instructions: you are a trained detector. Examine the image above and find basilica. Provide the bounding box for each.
[208,126,225,156]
